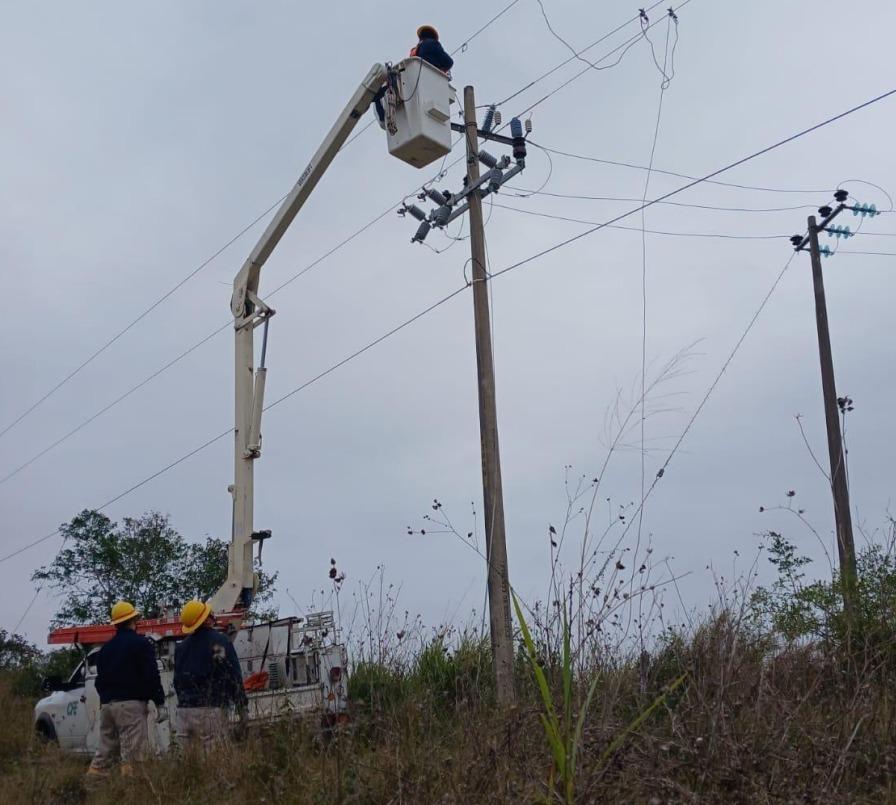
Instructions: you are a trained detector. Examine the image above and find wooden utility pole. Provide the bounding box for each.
[807,215,858,615]
[463,85,515,705]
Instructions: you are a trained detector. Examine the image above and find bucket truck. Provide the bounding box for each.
[32,58,456,752]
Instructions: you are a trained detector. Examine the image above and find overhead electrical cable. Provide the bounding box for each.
[3,86,893,566]
[489,87,896,283]
[0,196,288,442]
[576,248,799,591]
[0,0,519,445]
[0,200,399,487]
[452,0,524,55]
[635,11,676,636]
[508,1,693,119]
[505,186,824,213]
[529,143,835,194]
[494,0,672,107]
[0,285,469,566]
[0,8,704,482]
[492,202,791,238]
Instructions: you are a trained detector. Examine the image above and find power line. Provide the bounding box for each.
[839,178,895,212]
[509,1,692,119]
[534,0,669,83]
[0,195,288,442]
[452,0,524,55]
[0,0,518,448]
[0,285,469,566]
[12,587,42,633]
[0,8,699,484]
[5,86,894,566]
[577,249,800,588]
[400,2,694,194]
[637,14,674,565]
[530,143,835,194]
[0,324,229,486]
[491,202,790,239]
[260,287,468,413]
[427,2,694,204]
[489,87,896,283]
[504,186,824,213]
[0,201,399,488]
[494,0,671,107]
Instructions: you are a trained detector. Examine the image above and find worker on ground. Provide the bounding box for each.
[375,25,454,128]
[173,599,247,751]
[86,601,166,780]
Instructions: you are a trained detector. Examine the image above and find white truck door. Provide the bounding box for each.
[53,660,91,752]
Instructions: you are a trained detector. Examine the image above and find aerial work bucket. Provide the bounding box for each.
[386,57,454,169]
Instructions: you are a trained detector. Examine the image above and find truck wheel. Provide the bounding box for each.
[35,717,58,745]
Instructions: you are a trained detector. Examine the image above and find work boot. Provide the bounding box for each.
[85,765,110,786]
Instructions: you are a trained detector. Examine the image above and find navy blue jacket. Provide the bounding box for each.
[173,626,246,708]
[414,38,454,73]
[95,627,165,706]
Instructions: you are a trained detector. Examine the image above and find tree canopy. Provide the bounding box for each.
[32,510,277,626]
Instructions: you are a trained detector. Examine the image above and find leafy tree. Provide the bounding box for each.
[33,510,277,626]
[0,630,81,697]
[0,629,41,671]
[750,521,896,651]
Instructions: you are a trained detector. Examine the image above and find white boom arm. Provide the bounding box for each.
[208,63,388,616]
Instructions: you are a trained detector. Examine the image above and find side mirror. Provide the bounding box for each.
[40,675,64,693]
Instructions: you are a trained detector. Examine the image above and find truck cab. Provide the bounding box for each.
[34,649,99,753]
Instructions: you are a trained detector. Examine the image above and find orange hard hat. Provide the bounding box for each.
[417,25,439,40]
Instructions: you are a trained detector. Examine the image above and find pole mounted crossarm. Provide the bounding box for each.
[406,117,528,243]
[210,62,388,618]
[791,190,850,252]
[450,122,518,147]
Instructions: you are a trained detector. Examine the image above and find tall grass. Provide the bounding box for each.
[6,510,896,802]
[3,598,896,803]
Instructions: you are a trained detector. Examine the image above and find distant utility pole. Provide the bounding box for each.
[791,190,879,618]
[464,85,515,705]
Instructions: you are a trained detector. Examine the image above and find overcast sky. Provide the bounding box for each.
[2,1,894,646]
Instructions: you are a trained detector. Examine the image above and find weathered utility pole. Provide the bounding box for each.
[464,85,515,705]
[400,86,526,704]
[791,190,874,620]
[805,212,857,615]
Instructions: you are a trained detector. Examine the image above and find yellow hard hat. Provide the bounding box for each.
[180,599,213,634]
[110,601,139,626]
[417,25,439,40]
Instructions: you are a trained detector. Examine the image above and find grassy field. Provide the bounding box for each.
[2,604,895,804]
[4,524,896,803]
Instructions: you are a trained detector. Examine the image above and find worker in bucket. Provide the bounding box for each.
[375,24,454,128]
[409,25,454,73]
[86,601,166,780]
[173,599,247,751]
